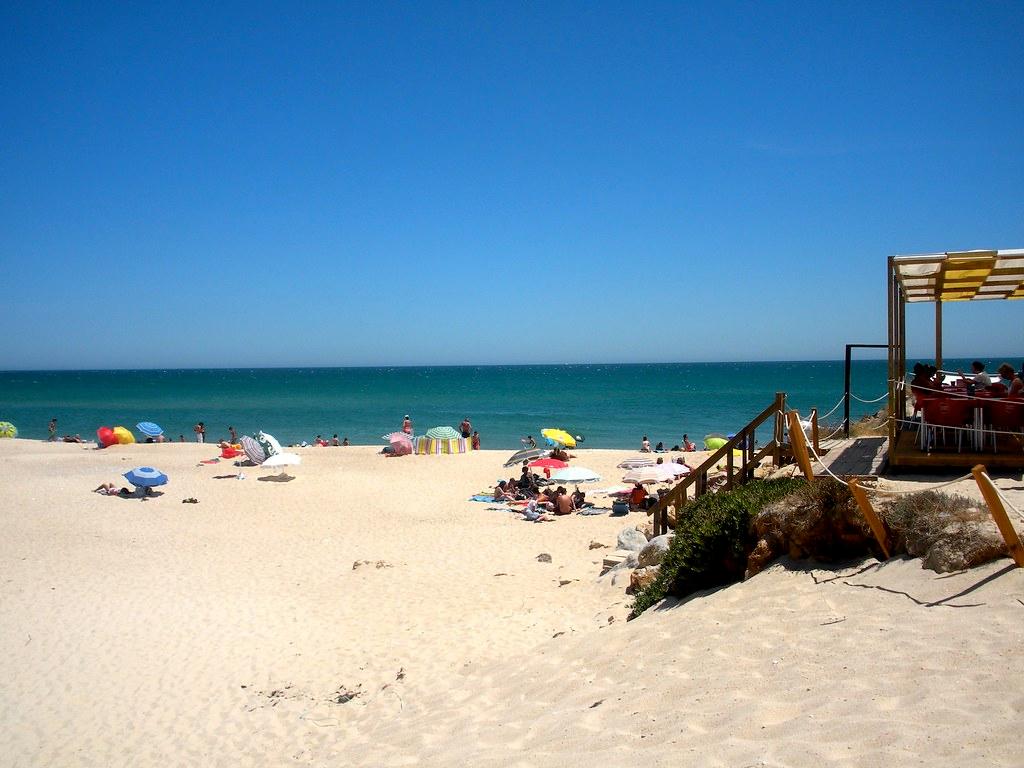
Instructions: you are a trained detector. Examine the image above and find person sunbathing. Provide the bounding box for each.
[62,434,84,443]
[554,487,576,515]
[520,499,553,522]
[94,482,131,496]
[494,480,517,501]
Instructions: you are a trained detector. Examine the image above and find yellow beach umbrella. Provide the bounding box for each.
[0,421,17,438]
[541,428,576,448]
[112,426,135,444]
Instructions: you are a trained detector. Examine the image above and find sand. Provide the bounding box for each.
[1,438,1023,767]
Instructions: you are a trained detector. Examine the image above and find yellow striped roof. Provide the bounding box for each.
[892,249,1024,303]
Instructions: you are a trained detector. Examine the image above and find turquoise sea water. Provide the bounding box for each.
[0,360,926,448]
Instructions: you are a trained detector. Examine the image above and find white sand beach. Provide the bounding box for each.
[1,439,1023,767]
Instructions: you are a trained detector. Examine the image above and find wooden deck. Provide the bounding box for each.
[811,436,889,478]
[888,429,1024,470]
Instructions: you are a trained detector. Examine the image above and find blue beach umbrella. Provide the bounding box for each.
[136,422,164,438]
[123,466,169,488]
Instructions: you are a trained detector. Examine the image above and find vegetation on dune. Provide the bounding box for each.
[630,474,1007,618]
[629,478,804,618]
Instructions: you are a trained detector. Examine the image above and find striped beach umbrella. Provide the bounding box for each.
[241,435,267,465]
[425,426,460,440]
[123,466,168,488]
[136,422,164,438]
[617,456,655,469]
[503,447,551,467]
[0,421,17,438]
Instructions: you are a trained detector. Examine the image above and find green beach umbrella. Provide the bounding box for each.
[425,426,460,440]
[0,421,17,438]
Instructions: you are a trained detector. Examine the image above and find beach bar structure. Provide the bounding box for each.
[887,249,1024,468]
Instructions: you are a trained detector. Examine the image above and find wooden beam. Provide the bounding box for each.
[935,299,943,370]
[787,410,815,482]
[848,479,891,558]
[971,465,1024,568]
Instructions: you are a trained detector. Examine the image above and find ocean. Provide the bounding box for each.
[0,359,934,448]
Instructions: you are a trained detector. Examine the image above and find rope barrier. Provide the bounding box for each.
[993,485,1024,525]
[818,395,847,421]
[850,392,889,404]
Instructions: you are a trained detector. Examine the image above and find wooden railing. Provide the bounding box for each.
[650,392,788,536]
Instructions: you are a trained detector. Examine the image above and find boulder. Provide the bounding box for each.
[629,565,659,592]
[637,534,673,568]
[617,527,649,552]
[921,521,1006,573]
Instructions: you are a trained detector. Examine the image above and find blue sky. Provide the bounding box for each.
[2,1,1022,369]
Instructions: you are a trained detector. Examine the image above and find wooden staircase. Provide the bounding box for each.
[650,392,788,536]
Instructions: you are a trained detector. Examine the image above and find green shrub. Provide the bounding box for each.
[629,478,805,617]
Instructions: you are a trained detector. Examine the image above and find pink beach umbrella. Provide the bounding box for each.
[388,432,413,456]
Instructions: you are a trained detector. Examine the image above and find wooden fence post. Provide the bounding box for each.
[971,465,1024,568]
[848,479,891,558]
[787,410,815,482]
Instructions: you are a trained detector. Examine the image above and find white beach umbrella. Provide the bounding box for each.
[262,452,300,469]
[549,466,601,483]
[622,466,663,484]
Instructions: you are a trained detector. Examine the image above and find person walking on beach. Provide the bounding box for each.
[48,418,57,442]
[228,426,238,443]
[194,422,206,443]
[459,417,472,438]
[402,415,413,435]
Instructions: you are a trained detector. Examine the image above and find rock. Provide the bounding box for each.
[629,565,660,592]
[637,521,655,539]
[921,521,1006,573]
[745,538,777,579]
[616,527,648,552]
[637,534,673,568]
[588,541,609,550]
[352,560,393,570]
[536,553,552,563]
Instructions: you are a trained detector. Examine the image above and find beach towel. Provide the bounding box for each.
[469,495,498,502]
[577,507,609,516]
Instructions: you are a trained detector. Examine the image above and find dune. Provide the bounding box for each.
[0,439,1021,766]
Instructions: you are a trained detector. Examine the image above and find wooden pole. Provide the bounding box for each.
[971,465,1024,567]
[787,410,815,482]
[935,300,943,370]
[848,479,891,558]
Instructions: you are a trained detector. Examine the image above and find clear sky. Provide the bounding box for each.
[2,1,1022,369]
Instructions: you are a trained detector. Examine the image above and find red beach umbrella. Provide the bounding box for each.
[528,458,569,469]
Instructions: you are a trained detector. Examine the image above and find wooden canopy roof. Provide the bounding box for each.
[891,249,1024,303]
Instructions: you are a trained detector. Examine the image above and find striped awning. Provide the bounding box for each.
[892,249,1024,303]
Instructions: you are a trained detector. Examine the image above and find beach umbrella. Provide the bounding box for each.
[0,421,17,438]
[123,466,168,488]
[241,435,267,465]
[425,426,460,440]
[136,422,164,438]
[503,447,551,467]
[262,452,300,469]
[382,431,409,442]
[541,428,576,448]
[550,466,601,483]
[528,458,568,469]
[617,456,655,469]
[257,431,282,457]
[653,463,687,482]
[389,433,413,456]
[623,466,663,484]
[112,426,135,444]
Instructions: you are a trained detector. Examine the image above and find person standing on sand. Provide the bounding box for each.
[402,415,413,435]
[471,430,481,450]
[48,418,57,442]
[194,422,205,443]
[459,417,472,438]
[228,426,238,443]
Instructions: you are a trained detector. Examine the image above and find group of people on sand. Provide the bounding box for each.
[494,461,590,520]
[312,434,350,446]
[640,433,697,452]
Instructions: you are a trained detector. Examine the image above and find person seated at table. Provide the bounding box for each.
[958,360,991,388]
[910,362,940,395]
[997,363,1024,396]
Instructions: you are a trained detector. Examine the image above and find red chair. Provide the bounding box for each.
[921,397,972,452]
[987,397,1024,452]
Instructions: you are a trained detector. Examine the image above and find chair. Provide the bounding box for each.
[987,397,1024,453]
[920,397,972,452]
